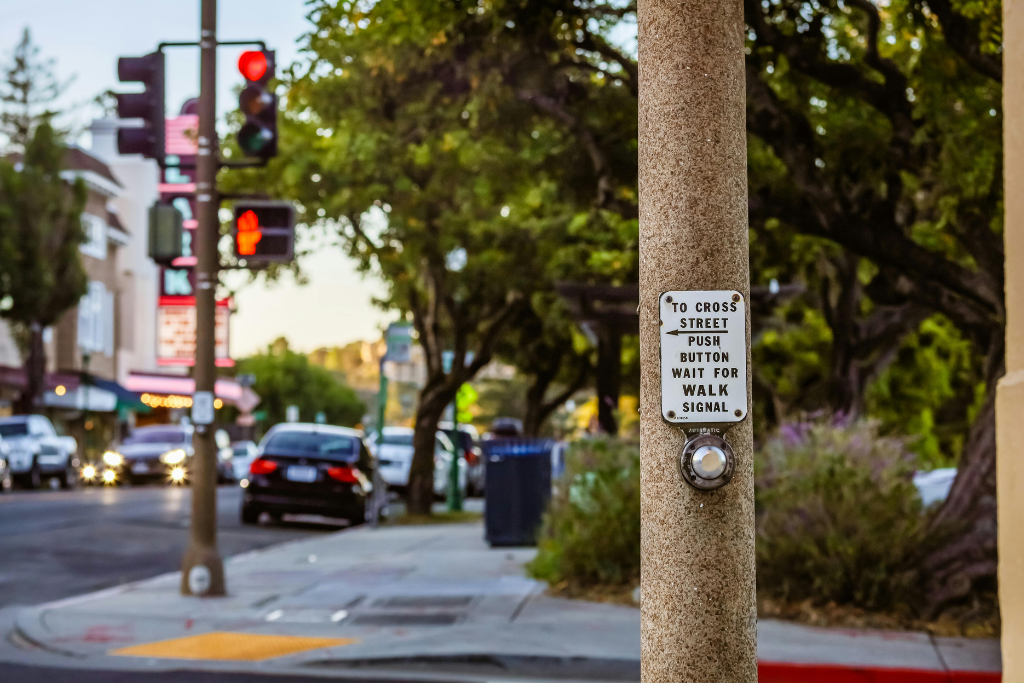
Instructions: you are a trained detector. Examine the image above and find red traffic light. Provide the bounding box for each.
[238,51,268,82]
[236,210,262,255]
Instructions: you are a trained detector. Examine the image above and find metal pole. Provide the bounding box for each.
[446,389,463,512]
[181,0,225,597]
[372,359,389,526]
[637,0,756,679]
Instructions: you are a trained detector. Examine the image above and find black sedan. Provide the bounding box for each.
[240,424,375,526]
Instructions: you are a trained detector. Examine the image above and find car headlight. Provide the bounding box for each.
[103,451,123,466]
[160,449,186,465]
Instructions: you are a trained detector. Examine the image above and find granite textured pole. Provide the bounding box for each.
[180,0,225,597]
[637,0,757,680]
[998,0,1024,675]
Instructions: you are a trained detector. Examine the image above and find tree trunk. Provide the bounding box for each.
[15,323,44,415]
[921,347,1002,615]
[596,326,622,434]
[407,382,458,515]
[523,379,551,438]
[524,360,589,438]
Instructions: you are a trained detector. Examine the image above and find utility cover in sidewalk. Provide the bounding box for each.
[110,631,356,661]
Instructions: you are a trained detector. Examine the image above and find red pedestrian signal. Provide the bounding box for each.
[236,210,262,255]
[232,201,294,263]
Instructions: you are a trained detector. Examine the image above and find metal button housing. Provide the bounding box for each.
[679,434,735,491]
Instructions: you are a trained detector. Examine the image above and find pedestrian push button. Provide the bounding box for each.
[679,434,735,491]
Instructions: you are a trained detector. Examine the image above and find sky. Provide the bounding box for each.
[0,0,393,357]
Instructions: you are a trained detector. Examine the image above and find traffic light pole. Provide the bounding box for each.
[181,0,226,597]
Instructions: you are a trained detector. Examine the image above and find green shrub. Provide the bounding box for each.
[755,420,927,612]
[527,438,640,589]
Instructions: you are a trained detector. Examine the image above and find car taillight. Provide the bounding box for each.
[249,459,277,475]
[327,466,359,483]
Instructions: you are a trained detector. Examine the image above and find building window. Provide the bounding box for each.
[78,281,114,356]
[79,213,107,260]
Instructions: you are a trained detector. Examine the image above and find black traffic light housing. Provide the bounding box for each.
[148,202,184,264]
[236,50,278,160]
[232,201,294,262]
[116,51,165,164]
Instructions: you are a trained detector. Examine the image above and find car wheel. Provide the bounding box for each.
[28,462,42,490]
[240,504,260,525]
[60,464,77,489]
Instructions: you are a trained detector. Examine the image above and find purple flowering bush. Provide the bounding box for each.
[756,420,927,611]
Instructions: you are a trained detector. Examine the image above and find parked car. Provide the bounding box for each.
[0,435,12,492]
[240,423,376,526]
[367,426,466,498]
[439,422,483,496]
[105,424,194,485]
[0,415,78,489]
[230,441,259,481]
[215,429,234,484]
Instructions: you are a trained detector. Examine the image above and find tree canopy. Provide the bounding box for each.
[235,340,365,430]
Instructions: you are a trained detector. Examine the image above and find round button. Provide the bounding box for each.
[692,445,726,479]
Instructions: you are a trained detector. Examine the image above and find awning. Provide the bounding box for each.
[43,385,117,412]
[124,372,248,404]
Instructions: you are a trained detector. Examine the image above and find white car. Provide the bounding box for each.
[367,426,466,498]
[231,441,259,481]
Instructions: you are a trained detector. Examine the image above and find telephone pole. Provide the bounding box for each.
[180,0,225,597]
[637,0,757,680]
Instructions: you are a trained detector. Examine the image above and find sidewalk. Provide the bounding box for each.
[9,519,1001,682]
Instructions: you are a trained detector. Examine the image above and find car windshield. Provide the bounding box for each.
[124,429,188,445]
[232,445,252,456]
[0,423,28,437]
[264,431,359,461]
[381,433,414,446]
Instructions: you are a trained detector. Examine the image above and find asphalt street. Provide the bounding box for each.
[0,483,337,608]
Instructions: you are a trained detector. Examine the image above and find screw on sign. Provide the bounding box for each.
[236,210,262,255]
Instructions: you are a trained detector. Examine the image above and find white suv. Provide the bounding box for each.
[0,415,78,489]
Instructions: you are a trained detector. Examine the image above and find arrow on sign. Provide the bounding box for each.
[666,329,685,336]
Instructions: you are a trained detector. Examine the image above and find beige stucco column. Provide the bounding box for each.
[999,0,1024,675]
[638,0,758,680]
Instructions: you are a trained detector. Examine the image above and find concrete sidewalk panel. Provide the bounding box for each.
[757,619,945,670]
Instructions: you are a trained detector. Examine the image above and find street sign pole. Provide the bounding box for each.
[638,0,756,679]
[373,360,389,526]
[181,0,225,597]
[447,388,463,513]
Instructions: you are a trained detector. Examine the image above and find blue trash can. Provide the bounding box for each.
[482,438,554,547]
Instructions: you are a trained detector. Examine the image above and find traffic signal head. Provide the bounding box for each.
[236,50,278,159]
[115,51,165,163]
[232,201,294,263]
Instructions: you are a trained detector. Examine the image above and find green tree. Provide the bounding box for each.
[234,0,638,513]
[744,0,1003,612]
[496,295,592,436]
[0,28,70,150]
[0,122,87,414]
[236,340,365,430]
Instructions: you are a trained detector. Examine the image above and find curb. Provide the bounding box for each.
[758,661,1001,682]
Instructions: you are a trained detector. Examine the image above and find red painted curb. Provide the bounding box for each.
[758,661,1001,682]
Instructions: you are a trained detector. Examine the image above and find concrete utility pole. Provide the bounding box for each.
[181,0,225,597]
[637,0,757,680]
[998,0,1024,674]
